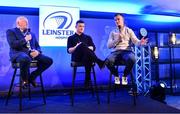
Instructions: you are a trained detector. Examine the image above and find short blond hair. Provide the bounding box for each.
[16,16,29,28]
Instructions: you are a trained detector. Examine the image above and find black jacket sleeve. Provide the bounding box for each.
[6,29,26,49]
[31,33,42,53]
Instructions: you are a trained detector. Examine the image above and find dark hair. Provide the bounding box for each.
[114,13,124,18]
[76,20,84,25]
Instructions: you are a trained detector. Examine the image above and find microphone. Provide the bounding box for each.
[24,28,31,50]
[116,25,122,44]
[118,25,121,32]
[23,28,30,36]
[114,25,122,48]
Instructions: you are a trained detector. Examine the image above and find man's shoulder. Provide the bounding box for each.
[125,26,133,33]
[83,33,92,39]
[30,32,35,36]
[110,28,118,33]
[68,34,76,39]
[7,28,16,32]
[68,33,92,39]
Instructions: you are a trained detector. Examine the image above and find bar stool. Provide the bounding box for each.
[71,61,100,106]
[5,60,46,111]
[107,61,137,105]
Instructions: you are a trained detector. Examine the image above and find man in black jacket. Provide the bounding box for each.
[67,20,104,87]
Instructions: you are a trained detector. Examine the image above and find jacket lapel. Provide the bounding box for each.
[14,27,25,40]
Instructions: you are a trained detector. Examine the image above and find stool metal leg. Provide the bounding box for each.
[92,66,100,104]
[5,68,17,105]
[114,84,117,97]
[114,66,118,97]
[28,81,31,100]
[19,74,22,111]
[90,67,94,97]
[40,74,46,104]
[130,72,136,106]
[108,73,112,104]
[71,67,77,106]
[28,70,31,100]
[90,78,95,97]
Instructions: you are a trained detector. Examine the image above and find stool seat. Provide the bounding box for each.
[71,61,95,67]
[114,60,126,65]
[12,60,38,68]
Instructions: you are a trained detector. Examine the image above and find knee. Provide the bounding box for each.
[105,57,115,66]
[46,57,53,66]
[128,56,136,65]
[48,58,53,66]
[19,56,31,64]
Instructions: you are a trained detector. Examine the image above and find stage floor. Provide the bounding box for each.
[0,90,179,113]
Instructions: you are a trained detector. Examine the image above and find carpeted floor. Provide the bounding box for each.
[0,90,179,113]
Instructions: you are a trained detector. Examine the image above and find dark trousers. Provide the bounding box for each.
[15,52,53,81]
[105,50,136,77]
[72,43,100,81]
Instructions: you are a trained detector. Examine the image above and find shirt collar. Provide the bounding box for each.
[115,26,127,33]
[75,33,84,37]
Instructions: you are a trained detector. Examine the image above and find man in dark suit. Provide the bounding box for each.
[6,16,53,88]
[67,20,104,87]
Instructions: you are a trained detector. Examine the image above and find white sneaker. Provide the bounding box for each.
[114,77,120,85]
[122,76,128,85]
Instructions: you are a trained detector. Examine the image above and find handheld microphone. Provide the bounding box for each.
[118,25,121,32]
[25,28,31,50]
[23,28,30,36]
[114,25,122,46]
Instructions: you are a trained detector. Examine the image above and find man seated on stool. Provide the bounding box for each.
[105,13,148,85]
[67,20,104,87]
[6,16,53,88]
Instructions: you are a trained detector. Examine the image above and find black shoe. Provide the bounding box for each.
[29,79,38,87]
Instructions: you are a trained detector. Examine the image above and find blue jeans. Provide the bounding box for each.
[105,50,136,77]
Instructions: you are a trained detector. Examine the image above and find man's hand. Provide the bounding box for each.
[88,46,94,51]
[68,42,82,54]
[75,42,82,48]
[114,33,123,46]
[25,34,32,42]
[140,37,148,45]
[30,49,40,58]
